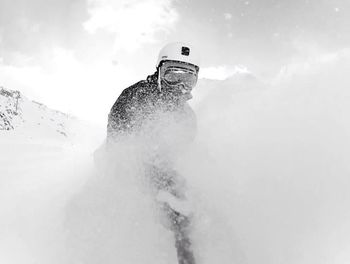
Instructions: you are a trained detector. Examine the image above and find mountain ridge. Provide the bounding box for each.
[0,86,79,139]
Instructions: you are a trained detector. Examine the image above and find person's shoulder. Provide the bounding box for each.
[110,72,157,111]
[121,80,145,97]
[120,72,157,97]
[113,81,146,106]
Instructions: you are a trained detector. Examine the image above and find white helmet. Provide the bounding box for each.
[156,42,200,70]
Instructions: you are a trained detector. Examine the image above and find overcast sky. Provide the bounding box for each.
[0,0,349,123]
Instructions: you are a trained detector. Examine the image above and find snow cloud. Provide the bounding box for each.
[84,0,179,52]
[188,48,350,264]
[223,13,232,21]
[200,65,251,80]
[274,47,350,83]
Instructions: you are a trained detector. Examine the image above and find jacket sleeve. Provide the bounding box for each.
[107,88,134,141]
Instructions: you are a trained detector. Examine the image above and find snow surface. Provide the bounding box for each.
[1,51,350,264]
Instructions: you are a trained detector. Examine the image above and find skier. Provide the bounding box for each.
[107,42,200,264]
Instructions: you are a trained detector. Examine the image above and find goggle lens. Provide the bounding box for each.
[161,67,198,88]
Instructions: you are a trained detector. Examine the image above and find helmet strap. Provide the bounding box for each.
[157,66,162,92]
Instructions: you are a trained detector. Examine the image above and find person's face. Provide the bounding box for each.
[159,61,198,102]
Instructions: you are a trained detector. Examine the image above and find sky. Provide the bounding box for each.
[0,0,349,123]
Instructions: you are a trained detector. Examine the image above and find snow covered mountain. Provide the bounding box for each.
[0,86,94,141]
[0,88,20,130]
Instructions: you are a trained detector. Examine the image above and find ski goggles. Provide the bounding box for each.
[160,63,198,89]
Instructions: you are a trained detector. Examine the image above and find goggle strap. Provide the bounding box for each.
[157,68,162,91]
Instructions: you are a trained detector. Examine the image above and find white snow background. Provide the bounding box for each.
[1,49,350,264]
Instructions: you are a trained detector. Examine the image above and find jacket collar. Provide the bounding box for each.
[146,71,158,84]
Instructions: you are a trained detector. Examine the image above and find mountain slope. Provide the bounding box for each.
[0,86,84,139]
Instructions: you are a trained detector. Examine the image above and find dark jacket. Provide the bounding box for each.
[107,72,196,145]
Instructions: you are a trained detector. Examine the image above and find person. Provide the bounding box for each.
[107,42,200,264]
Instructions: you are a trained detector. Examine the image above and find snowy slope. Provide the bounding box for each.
[0,86,85,140]
[0,86,103,264]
